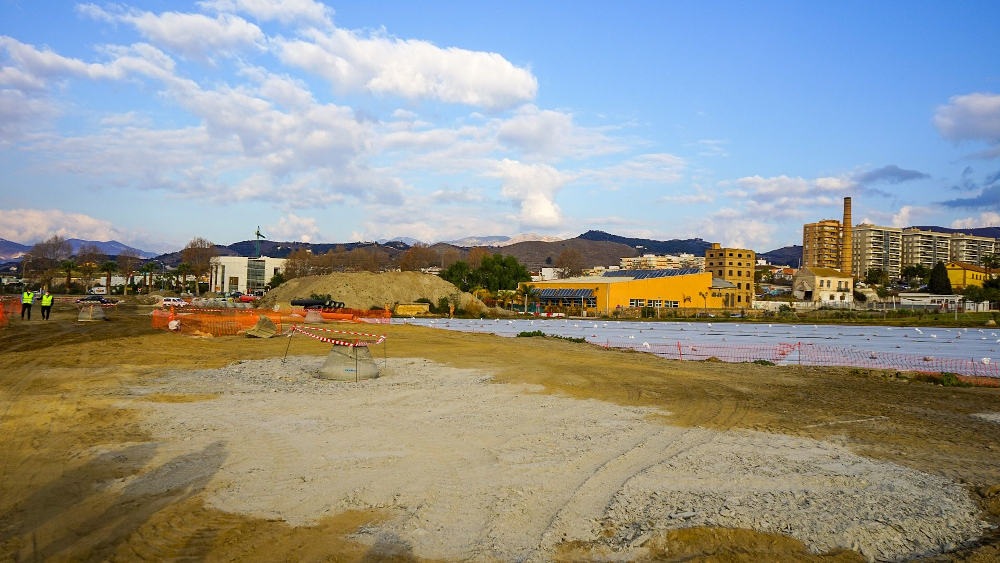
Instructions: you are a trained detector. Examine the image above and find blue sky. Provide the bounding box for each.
[2,1,999,254]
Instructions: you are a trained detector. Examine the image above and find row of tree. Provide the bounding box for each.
[19,235,218,295]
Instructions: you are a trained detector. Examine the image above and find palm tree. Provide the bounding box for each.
[175,262,192,293]
[140,263,155,294]
[982,253,999,283]
[518,283,539,313]
[99,261,117,294]
[61,260,75,294]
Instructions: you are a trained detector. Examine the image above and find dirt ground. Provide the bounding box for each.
[2,302,1000,562]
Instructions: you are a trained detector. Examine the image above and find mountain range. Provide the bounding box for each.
[5,224,997,269]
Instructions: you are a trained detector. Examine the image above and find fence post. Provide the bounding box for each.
[677,341,682,361]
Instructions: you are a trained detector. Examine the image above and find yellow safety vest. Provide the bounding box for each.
[41,294,53,306]
[22,292,33,304]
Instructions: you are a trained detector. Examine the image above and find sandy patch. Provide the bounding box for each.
[974,412,1000,424]
[123,357,985,562]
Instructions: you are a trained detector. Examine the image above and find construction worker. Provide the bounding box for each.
[40,289,54,320]
[21,287,34,320]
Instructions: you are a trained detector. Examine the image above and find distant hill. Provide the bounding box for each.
[443,235,510,247]
[759,245,802,267]
[495,238,638,270]
[578,230,713,255]
[66,239,157,258]
[153,240,409,267]
[0,239,30,261]
[1,238,155,261]
[910,225,1000,238]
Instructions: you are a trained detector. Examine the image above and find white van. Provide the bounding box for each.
[161,297,188,308]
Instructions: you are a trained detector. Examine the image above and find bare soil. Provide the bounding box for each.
[2,302,1000,562]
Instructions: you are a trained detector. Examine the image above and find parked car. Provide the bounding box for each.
[161,297,188,308]
[76,295,117,305]
[237,294,255,303]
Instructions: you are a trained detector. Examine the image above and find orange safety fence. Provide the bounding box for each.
[603,340,1000,385]
[152,308,284,337]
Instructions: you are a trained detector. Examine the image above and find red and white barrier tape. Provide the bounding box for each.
[291,325,386,347]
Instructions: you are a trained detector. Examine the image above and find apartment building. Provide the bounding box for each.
[705,243,755,307]
[901,228,951,270]
[619,253,705,271]
[852,224,902,280]
[802,219,842,269]
[950,233,997,266]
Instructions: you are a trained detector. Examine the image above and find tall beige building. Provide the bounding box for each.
[949,233,997,266]
[802,219,842,270]
[705,243,755,307]
[901,228,951,269]
[852,224,902,280]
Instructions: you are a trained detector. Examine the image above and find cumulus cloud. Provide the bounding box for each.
[951,212,1000,229]
[495,105,623,160]
[701,215,776,250]
[0,209,123,243]
[934,92,1000,143]
[267,213,321,242]
[487,159,568,228]
[79,5,265,61]
[275,28,537,110]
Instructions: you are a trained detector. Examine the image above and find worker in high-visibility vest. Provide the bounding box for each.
[21,288,34,320]
[40,290,54,320]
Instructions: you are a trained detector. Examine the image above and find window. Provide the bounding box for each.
[729,270,733,276]
[664,300,679,308]
[737,283,741,289]
[629,299,645,307]
[648,299,663,307]
[737,295,742,302]
[737,271,742,277]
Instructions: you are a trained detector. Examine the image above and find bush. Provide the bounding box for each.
[517,330,546,338]
[751,359,775,366]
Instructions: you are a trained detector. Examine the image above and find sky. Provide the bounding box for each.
[1,1,999,254]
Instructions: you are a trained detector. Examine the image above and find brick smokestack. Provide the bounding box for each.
[841,197,852,275]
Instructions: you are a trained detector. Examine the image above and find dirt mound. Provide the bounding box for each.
[262,271,491,314]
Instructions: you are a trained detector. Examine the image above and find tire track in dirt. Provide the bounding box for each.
[534,426,712,558]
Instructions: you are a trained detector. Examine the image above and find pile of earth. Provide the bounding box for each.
[261,271,498,315]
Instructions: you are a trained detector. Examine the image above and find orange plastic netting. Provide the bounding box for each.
[151,307,391,336]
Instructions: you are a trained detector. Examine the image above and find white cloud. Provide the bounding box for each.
[658,185,713,204]
[951,212,1000,229]
[276,28,537,110]
[267,213,321,242]
[80,6,266,61]
[197,0,333,27]
[586,153,686,184]
[0,209,123,243]
[495,104,622,160]
[487,159,568,228]
[934,92,1000,143]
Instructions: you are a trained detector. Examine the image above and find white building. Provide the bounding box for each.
[209,256,287,294]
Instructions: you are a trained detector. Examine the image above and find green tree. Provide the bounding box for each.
[900,264,929,285]
[518,283,540,312]
[982,253,999,282]
[100,261,117,294]
[140,262,156,294]
[175,262,192,292]
[268,271,286,288]
[865,267,889,286]
[471,254,530,292]
[61,260,75,294]
[928,261,952,295]
[440,260,472,291]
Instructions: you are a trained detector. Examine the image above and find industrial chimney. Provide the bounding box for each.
[841,197,853,275]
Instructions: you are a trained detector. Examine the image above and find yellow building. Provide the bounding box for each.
[802,219,842,270]
[704,243,755,307]
[528,269,742,315]
[945,261,993,290]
